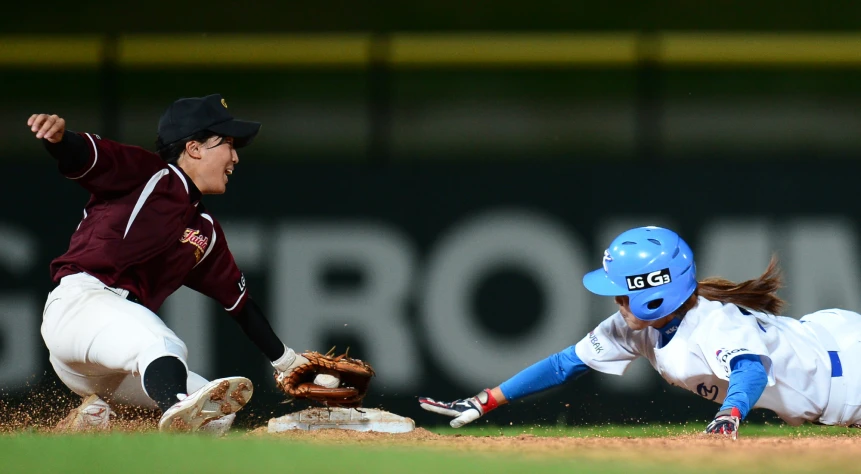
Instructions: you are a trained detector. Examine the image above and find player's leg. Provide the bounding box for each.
[800,309,861,425]
[43,280,190,406]
[89,369,238,435]
[49,356,116,432]
[42,273,252,431]
[837,340,861,426]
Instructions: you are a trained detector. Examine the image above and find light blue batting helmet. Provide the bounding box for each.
[582,226,697,321]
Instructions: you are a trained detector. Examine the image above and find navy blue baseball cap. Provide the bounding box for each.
[157,94,261,149]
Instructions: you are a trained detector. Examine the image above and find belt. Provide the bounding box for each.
[122,290,142,305]
[802,320,846,425]
[53,282,142,305]
[104,286,142,305]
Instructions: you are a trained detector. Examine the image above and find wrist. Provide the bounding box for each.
[717,407,742,419]
[271,346,296,372]
[474,389,500,414]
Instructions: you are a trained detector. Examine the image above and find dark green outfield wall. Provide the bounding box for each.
[3,0,858,33]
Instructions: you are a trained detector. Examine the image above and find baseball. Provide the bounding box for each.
[314,373,340,388]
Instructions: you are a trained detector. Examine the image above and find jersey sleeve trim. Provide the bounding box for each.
[67,133,99,180]
[167,163,189,194]
[194,213,216,268]
[124,169,169,239]
[225,289,247,311]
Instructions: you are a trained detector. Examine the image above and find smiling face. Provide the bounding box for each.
[179,135,238,194]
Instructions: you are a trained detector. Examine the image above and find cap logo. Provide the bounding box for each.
[221,98,228,108]
[625,268,671,290]
[602,249,612,273]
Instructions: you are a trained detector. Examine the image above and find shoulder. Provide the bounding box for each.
[685,297,746,323]
[686,297,766,343]
[92,134,162,161]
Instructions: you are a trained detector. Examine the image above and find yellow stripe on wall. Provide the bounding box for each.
[118,34,371,67]
[0,33,859,67]
[390,33,639,66]
[0,36,103,66]
[661,33,861,66]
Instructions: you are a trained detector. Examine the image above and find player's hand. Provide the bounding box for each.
[419,389,498,428]
[27,114,66,143]
[271,347,309,384]
[704,407,741,440]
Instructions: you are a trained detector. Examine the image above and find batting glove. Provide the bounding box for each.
[418,389,499,428]
[704,407,741,440]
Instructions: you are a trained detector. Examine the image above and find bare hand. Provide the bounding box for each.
[27,114,66,143]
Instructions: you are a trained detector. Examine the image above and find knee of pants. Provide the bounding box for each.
[137,337,190,382]
[50,355,127,400]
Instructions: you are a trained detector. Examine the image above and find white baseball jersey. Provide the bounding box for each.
[575,296,861,426]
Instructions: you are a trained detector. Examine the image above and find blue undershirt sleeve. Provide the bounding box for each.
[720,354,768,419]
[498,345,591,401]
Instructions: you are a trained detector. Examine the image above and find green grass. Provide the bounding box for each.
[2,424,860,474]
[0,432,647,474]
[429,422,861,438]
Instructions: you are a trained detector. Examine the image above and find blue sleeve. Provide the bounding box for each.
[720,354,768,419]
[498,345,591,401]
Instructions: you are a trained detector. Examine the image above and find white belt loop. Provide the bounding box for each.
[803,320,846,425]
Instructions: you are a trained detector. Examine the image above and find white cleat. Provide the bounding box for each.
[55,394,112,433]
[198,413,236,437]
[158,377,253,432]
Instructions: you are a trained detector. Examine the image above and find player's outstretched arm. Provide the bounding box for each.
[420,345,590,428]
[28,114,66,143]
[703,354,768,440]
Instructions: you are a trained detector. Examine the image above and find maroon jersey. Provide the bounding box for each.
[50,132,248,314]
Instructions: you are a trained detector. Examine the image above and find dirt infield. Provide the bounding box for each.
[253,427,861,469]
[4,388,861,471]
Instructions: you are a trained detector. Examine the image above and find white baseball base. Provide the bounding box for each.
[268,407,415,434]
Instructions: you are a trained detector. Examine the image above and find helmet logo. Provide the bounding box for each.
[625,268,672,291]
[221,98,228,108]
[602,249,612,273]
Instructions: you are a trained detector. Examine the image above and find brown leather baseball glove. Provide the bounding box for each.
[274,350,375,408]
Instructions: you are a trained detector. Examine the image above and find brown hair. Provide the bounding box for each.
[690,255,786,314]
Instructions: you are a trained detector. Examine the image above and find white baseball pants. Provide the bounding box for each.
[41,272,208,408]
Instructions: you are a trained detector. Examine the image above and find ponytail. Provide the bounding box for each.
[696,256,785,314]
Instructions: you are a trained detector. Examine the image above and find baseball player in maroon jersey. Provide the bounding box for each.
[29,94,311,433]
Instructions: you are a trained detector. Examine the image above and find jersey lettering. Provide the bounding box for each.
[588,331,604,354]
[697,383,719,401]
[180,228,210,263]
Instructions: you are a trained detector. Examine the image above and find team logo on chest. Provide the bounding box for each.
[180,228,210,262]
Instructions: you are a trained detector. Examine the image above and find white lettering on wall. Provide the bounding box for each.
[0,226,38,390]
[421,210,589,388]
[273,223,420,390]
[785,219,861,316]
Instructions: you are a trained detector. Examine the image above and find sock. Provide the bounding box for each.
[143,356,188,413]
